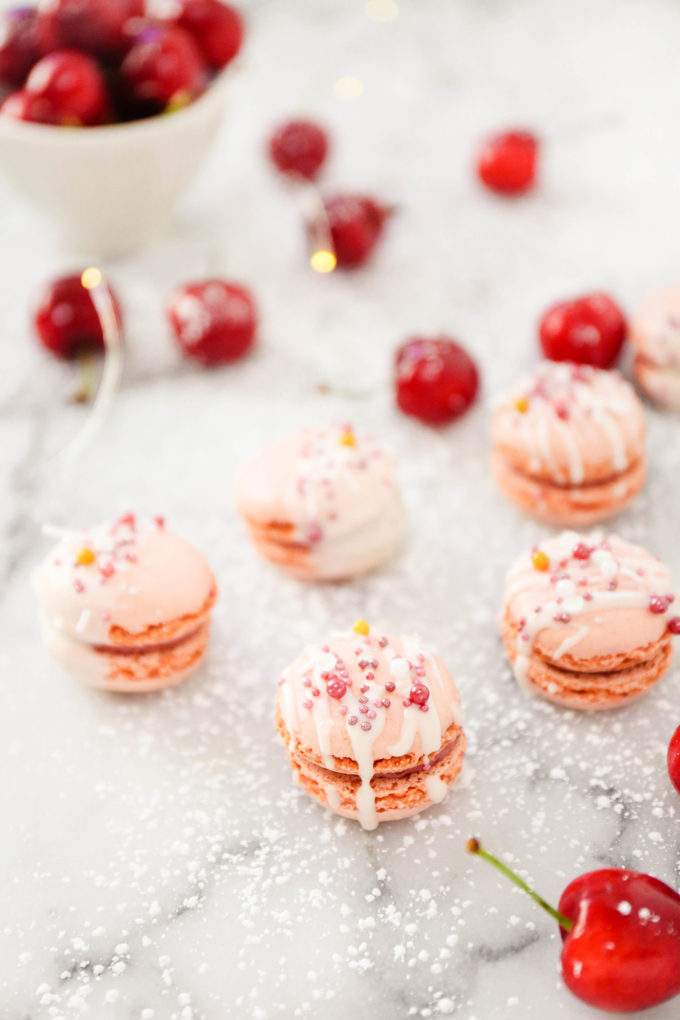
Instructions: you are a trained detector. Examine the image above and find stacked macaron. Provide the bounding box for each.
[631,286,680,411]
[236,423,405,581]
[491,361,646,525]
[501,530,678,709]
[276,623,466,828]
[34,513,217,692]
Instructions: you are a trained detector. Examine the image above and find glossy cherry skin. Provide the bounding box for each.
[1,86,57,121]
[477,130,538,195]
[395,335,480,425]
[169,0,242,69]
[167,280,257,365]
[558,869,680,1013]
[269,119,328,179]
[539,293,627,369]
[26,49,107,124]
[323,194,389,268]
[120,21,204,113]
[41,0,143,58]
[0,7,52,87]
[34,273,122,359]
[668,725,680,794]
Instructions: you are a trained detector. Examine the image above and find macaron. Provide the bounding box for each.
[491,361,646,526]
[631,286,680,410]
[275,623,466,829]
[501,530,678,710]
[34,513,217,692]
[235,423,405,581]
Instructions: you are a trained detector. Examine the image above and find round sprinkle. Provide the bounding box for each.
[360,721,371,732]
[531,550,550,571]
[339,428,356,447]
[667,617,680,635]
[353,619,370,636]
[347,715,358,726]
[76,547,95,566]
[514,396,530,414]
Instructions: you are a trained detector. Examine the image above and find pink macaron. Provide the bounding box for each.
[34,513,217,692]
[276,622,466,828]
[501,530,678,709]
[631,286,680,410]
[491,361,646,525]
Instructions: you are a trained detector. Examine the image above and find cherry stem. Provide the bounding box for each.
[70,351,96,404]
[466,838,574,932]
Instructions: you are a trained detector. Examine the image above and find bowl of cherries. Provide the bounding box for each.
[0,0,243,256]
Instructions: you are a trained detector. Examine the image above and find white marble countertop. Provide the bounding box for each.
[1,1,680,1017]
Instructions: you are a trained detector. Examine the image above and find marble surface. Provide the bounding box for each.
[1,0,680,1017]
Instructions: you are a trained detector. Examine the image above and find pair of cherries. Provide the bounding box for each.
[0,0,243,126]
[34,273,256,365]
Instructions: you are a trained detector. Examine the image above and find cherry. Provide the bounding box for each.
[167,279,257,366]
[395,335,480,426]
[322,194,389,268]
[268,119,328,180]
[477,130,538,196]
[668,725,680,794]
[1,87,57,122]
[539,293,627,369]
[26,50,107,125]
[468,838,680,1013]
[0,7,52,87]
[33,272,122,359]
[168,0,243,69]
[42,0,143,58]
[120,21,204,113]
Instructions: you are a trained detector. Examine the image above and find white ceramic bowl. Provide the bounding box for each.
[0,70,230,258]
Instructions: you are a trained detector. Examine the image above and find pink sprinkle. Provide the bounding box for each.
[303,699,313,710]
[554,611,571,623]
[385,681,395,693]
[119,512,136,528]
[154,515,165,529]
[306,523,323,544]
[347,715,358,726]
[360,721,371,731]
[99,561,115,579]
[358,660,369,670]
[378,637,388,647]
[365,672,374,681]
[321,644,330,653]
[382,698,391,708]
[303,678,311,687]
[367,710,376,719]
[277,677,286,686]
[311,687,320,697]
[73,579,84,593]
[608,579,618,591]
[359,705,368,714]
[402,698,411,708]
[360,684,369,693]
[358,696,368,704]
[53,558,61,567]
[339,705,348,715]
[101,611,111,622]
[584,592,593,601]
[419,704,429,712]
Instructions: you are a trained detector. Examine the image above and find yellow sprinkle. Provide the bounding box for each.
[353,619,370,636]
[514,396,530,414]
[310,249,337,274]
[339,429,356,447]
[76,547,95,566]
[531,550,550,572]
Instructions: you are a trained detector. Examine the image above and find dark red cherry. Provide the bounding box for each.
[168,0,242,69]
[33,272,123,359]
[322,193,389,268]
[539,293,627,369]
[477,130,538,196]
[0,7,52,87]
[167,279,256,366]
[395,335,480,425]
[41,0,143,58]
[120,21,204,113]
[26,50,108,124]
[269,119,328,180]
[1,86,57,121]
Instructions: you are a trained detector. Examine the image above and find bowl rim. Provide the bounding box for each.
[0,64,232,144]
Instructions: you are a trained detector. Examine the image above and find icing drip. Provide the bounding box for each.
[425,775,448,804]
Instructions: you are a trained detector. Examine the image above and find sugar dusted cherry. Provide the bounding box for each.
[395,335,480,425]
[33,272,123,359]
[167,279,257,366]
[120,20,204,113]
[539,293,627,369]
[322,193,389,268]
[26,49,108,125]
[269,119,328,180]
[477,130,538,196]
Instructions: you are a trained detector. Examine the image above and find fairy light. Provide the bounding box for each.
[365,0,398,21]
[333,76,364,100]
[53,266,123,465]
[310,249,337,274]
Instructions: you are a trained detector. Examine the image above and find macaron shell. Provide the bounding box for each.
[633,356,680,412]
[492,362,645,487]
[491,450,645,526]
[630,286,680,366]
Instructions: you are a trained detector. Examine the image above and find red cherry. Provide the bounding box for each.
[322,194,389,268]
[468,840,680,1014]
[1,86,57,122]
[326,678,347,700]
[477,130,538,196]
[167,279,256,366]
[26,50,107,125]
[0,7,52,87]
[268,119,328,180]
[42,0,143,58]
[539,293,627,369]
[120,21,204,112]
[33,273,123,359]
[409,683,429,706]
[168,0,242,69]
[558,870,680,1012]
[668,725,680,794]
[395,335,480,426]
